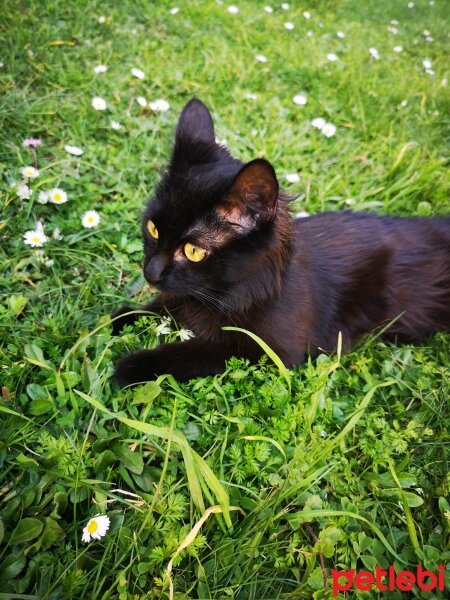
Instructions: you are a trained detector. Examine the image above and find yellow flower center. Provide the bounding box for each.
[54,193,61,202]
[87,520,98,533]
[32,236,40,244]
[87,217,94,223]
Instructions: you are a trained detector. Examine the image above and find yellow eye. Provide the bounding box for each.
[184,242,207,263]
[146,219,159,239]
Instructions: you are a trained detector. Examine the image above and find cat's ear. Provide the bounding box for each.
[219,159,279,228]
[175,98,215,147]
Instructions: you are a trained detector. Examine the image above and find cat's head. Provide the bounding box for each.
[142,99,291,301]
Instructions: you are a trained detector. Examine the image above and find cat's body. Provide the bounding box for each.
[113,99,450,386]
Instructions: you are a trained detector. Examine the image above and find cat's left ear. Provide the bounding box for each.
[219,159,279,228]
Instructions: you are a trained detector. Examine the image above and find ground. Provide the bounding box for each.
[0,0,449,598]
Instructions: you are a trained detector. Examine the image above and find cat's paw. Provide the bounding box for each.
[111,305,136,335]
[113,350,155,387]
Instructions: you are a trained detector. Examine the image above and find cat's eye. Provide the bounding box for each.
[184,242,207,263]
[146,219,159,240]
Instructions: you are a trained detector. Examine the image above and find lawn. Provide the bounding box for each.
[0,0,449,598]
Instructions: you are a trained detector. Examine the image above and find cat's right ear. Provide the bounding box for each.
[175,98,215,149]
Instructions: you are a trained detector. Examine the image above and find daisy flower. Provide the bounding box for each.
[284,22,294,30]
[49,188,68,205]
[264,6,273,13]
[93,64,108,74]
[23,138,42,148]
[17,183,32,199]
[345,198,355,206]
[64,145,83,156]
[179,329,194,341]
[53,227,63,240]
[326,53,339,62]
[38,191,49,204]
[321,123,337,137]
[170,7,179,14]
[336,31,345,39]
[149,99,170,112]
[111,120,122,130]
[131,67,145,79]
[24,222,48,247]
[255,54,268,63]
[303,11,311,19]
[156,317,171,336]
[92,96,107,110]
[423,58,432,69]
[82,210,101,228]
[407,1,414,7]
[82,515,110,543]
[21,166,39,179]
[136,96,147,107]
[393,46,403,53]
[285,173,300,183]
[311,117,326,130]
[387,25,399,34]
[293,93,307,105]
[98,15,106,23]
[244,92,258,100]
[227,5,239,14]
[369,47,380,59]
[281,3,289,9]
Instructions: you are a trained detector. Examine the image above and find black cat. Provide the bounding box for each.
[112,98,450,386]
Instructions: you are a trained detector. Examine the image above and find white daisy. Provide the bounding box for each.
[398,99,408,108]
[311,117,326,130]
[407,1,414,7]
[293,93,307,105]
[53,227,63,240]
[285,173,300,183]
[170,7,179,14]
[111,120,122,130]
[227,5,239,14]
[149,99,170,112]
[321,123,337,137]
[281,3,289,9]
[425,68,435,76]
[425,36,433,43]
[345,198,355,206]
[82,210,101,228]
[307,30,314,37]
[17,183,32,199]
[64,145,83,156]
[131,67,145,79]
[24,223,48,247]
[423,58,432,69]
[393,46,403,53]
[92,96,107,110]
[387,25,399,34]
[156,317,171,336]
[179,329,194,341]
[98,15,106,23]
[284,22,294,30]
[264,6,273,13]
[423,30,431,36]
[326,53,339,62]
[136,96,148,107]
[21,166,39,179]
[369,47,380,59]
[38,191,49,204]
[303,11,311,19]
[337,31,345,39]
[215,136,228,147]
[255,54,268,63]
[82,515,110,543]
[391,19,399,25]
[244,92,258,100]
[93,64,107,74]
[49,188,68,204]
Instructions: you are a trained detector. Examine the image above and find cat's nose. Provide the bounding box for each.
[145,255,167,283]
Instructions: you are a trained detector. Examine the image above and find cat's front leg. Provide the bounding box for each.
[114,338,242,386]
[111,297,165,335]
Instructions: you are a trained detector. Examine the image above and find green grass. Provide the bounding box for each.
[1,0,449,598]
